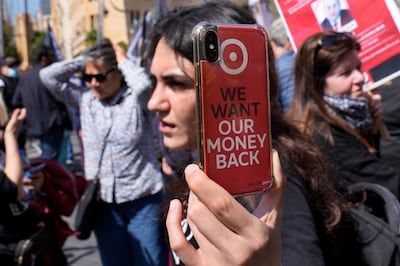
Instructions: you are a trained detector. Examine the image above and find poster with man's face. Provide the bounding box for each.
[274,0,400,90]
[312,0,357,32]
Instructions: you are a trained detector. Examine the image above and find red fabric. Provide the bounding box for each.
[168,252,173,266]
[28,159,87,246]
[30,158,86,216]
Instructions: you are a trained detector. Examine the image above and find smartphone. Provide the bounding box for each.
[192,22,273,196]
[24,163,46,179]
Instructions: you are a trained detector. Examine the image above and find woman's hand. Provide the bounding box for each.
[4,108,27,200]
[366,90,391,139]
[23,172,45,191]
[366,90,383,118]
[4,108,26,139]
[166,150,285,266]
[112,43,128,64]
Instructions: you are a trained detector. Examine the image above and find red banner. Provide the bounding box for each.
[275,0,400,89]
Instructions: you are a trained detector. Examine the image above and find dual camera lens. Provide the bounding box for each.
[205,30,219,63]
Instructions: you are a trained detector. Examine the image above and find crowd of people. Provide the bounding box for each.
[0,1,399,265]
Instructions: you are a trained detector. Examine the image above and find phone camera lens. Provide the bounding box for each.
[205,31,219,62]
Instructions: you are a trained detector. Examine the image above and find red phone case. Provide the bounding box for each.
[193,23,273,196]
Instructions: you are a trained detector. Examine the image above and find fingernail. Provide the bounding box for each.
[184,164,199,176]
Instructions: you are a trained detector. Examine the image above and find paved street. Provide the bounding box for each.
[63,210,101,266]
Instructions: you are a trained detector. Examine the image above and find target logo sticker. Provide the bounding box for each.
[220,38,248,75]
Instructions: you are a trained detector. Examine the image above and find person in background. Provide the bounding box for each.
[145,2,363,265]
[12,44,72,160]
[379,76,400,172]
[0,57,26,153]
[0,108,72,266]
[0,84,9,155]
[268,18,295,111]
[39,39,168,266]
[0,108,27,199]
[0,108,37,266]
[287,31,400,198]
[0,57,20,113]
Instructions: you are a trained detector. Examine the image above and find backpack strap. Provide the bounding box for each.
[348,182,400,234]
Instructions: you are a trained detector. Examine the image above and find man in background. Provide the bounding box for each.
[268,18,295,110]
[12,45,72,160]
[320,0,354,32]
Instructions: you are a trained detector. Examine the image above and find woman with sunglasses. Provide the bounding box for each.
[287,31,400,197]
[145,2,365,265]
[39,39,168,266]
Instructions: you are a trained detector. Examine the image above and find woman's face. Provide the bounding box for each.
[323,50,365,99]
[147,38,197,150]
[84,61,122,101]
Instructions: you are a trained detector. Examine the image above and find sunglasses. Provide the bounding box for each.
[313,32,358,64]
[82,68,117,83]
[317,32,356,49]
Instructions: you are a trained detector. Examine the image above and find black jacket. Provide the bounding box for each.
[314,124,400,198]
[0,171,39,242]
[12,65,71,137]
[380,78,400,172]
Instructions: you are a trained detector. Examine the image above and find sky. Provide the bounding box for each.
[7,0,40,24]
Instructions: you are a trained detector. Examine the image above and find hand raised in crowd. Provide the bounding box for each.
[112,43,128,64]
[4,108,26,139]
[23,171,45,191]
[4,108,27,200]
[166,150,285,266]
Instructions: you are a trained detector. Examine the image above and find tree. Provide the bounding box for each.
[29,31,46,57]
[3,22,20,61]
[117,41,127,52]
[85,30,97,46]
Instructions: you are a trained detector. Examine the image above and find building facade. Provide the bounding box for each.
[53,0,252,59]
[16,0,250,64]
[14,13,33,70]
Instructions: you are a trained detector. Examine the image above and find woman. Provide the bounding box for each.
[0,108,38,265]
[0,108,26,201]
[146,2,361,265]
[39,39,168,265]
[287,31,400,198]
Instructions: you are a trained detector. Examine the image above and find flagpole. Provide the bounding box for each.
[97,0,104,43]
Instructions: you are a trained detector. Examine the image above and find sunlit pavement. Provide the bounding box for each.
[63,210,101,266]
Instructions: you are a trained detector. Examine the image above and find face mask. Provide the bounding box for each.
[324,94,372,135]
[7,68,18,78]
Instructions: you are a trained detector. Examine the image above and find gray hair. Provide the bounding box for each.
[268,18,288,47]
[83,38,118,69]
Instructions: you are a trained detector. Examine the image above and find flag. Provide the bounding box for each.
[127,0,168,64]
[248,0,273,28]
[127,11,153,65]
[155,0,168,21]
[44,21,63,61]
[127,19,143,63]
[142,10,154,41]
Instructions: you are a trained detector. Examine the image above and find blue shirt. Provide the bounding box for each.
[39,58,163,203]
[277,51,295,111]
